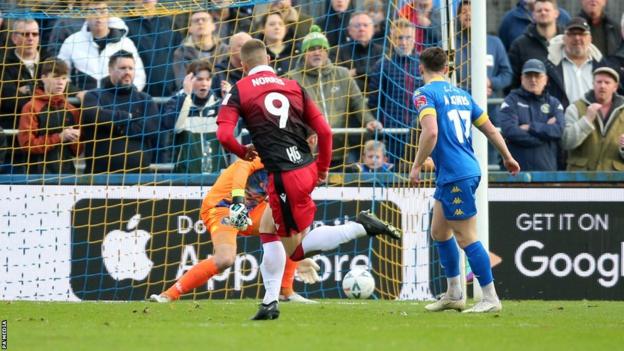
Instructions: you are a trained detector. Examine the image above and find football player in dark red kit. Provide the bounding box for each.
[217,39,401,320]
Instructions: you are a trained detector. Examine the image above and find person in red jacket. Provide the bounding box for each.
[18,58,81,174]
[216,39,401,320]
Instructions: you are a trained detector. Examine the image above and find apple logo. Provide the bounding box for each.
[101,214,153,281]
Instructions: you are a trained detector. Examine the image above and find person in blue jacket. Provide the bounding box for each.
[367,18,423,171]
[498,59,565,171]
[455,1,513,96]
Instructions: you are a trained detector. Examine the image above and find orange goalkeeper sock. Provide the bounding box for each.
[280,258,297,297]
[164,258,219,300]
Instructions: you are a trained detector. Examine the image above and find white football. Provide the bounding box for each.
[342,266,375,299]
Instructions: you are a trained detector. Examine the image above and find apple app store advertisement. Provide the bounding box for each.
[70,199,397,300]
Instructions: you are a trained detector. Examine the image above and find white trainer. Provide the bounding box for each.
[279,292,318,304]
[462,299,502,313]
[149,294,172,303]
[424,294,466,312]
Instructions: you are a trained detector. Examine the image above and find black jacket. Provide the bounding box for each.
[210,59,244,98]
[508,24,563,90]
[579,10,622,57]
[333,39,383,93]
[125,15,181,97]
[0,49,38,129]
[315,5,353,48]
[607,45,624,94]
[81,78,160,173]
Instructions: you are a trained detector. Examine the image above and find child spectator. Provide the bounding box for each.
[350,140,394,172]
[18,58,81,174]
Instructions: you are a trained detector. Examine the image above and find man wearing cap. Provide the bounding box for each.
[499,59,565,171]
[561,66,624,171]
[545,16,604,108]
[289,25,381,167]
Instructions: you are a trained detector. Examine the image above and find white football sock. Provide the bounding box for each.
[481,282,499,301]
[302,222,366,254]
[260,241,286,305]
[446,275,462,299]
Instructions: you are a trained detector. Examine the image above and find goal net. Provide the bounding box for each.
[0,0,465,301]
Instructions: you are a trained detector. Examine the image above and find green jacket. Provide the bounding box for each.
[288,62,375,163]
[562,91,624,171]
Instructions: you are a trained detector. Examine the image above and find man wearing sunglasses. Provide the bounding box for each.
[0,18,42,173]
[0,18,41,131]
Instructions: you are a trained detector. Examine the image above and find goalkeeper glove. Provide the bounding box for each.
[228,202,252,231]
[296,258,321,284]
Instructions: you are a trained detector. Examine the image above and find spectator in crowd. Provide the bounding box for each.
[349,140,394,173]
[0,18,42,130]
[498,59,565,171]
[562,66,624,171]
[259,12,299,76]
[173,10,228,91]
[18,58,81,174]
[289,25,381,167]
[455,0,512,96]
[210,32,253,98]
[45,0,83,57]
[0,11,11,55]
[57,0,146,92]
[607,13,624,93]
[125,0,182,97]
[362,0,385,46]
[578,0,621,57]
[508,0,564,90]
[80,50,159,173]
[161,59,225,173]
[316,0,354,47]
[333,12,383,93]
[210,1,254,39]
[546,17,604,109]
[498,0,571,51]
[367,19,422,170]
[397,0,441,53]
[267,0,313,46]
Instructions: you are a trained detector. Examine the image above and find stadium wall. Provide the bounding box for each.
[2,185,623,301]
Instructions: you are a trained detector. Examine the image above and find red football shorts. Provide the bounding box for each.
[267,162,317,237]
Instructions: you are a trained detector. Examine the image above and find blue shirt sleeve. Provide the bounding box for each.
[413,88,437,121]
[468,94,488,126]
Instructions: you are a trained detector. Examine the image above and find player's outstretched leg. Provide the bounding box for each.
[356,210,402,240]
[150,257,220,303]
[251,300,280,320]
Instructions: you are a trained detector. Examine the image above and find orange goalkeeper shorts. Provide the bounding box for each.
[200,201,268,246]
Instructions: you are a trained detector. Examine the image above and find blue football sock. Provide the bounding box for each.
[464,241,493,286]
[435,237,460,278]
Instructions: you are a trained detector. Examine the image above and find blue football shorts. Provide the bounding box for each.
[433,176,480,220]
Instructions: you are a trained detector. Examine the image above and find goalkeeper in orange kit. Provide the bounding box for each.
[150,157,320,303]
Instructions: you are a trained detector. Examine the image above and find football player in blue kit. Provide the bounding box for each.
[410,47,520,313]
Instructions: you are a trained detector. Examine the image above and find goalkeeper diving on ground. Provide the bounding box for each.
[150,156,321,303]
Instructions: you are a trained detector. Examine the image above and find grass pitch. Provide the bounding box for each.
[2,300,624,351]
